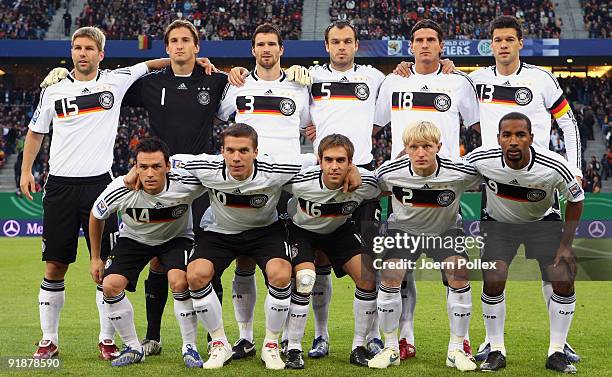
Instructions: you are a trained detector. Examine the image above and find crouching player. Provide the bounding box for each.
[370,121,481,370]
[89,137,207,367]
[281,134,380,368]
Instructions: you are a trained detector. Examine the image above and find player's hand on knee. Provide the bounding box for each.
[393,61,412,77]
[196,57,218,75]
[553,245,577,276]
[19,172,36,200]
[90,257,105,285]
[440,58,456,74]
[228,67,249,87]
[284,65,312,86]
[40,67,69,88]
[303,124,316,142]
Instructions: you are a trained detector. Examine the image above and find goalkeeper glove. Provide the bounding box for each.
[40,67,69,89]
[284,65,312,86]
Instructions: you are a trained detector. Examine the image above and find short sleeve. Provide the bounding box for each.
[358,170,381,199]
[92,177,130,219]
[457,74,480,127]
[112,62,149,94]
[28,88,54,134]
[557,175,584,203]
[374,77,391,127]
[216,83,237,121]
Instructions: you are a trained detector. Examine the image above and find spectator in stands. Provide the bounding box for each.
[0,0,57,40]
[588,155,601,172]
[603,148,612,180]
[592,175,602,193]
[63,11,72,36]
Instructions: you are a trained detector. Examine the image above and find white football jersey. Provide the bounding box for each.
[309,64,385,165]
[177,153,316,234]
[469,62,581,174]
[465,146,584,224]
[217,70,311,157]
[29,63,148,177]
[374,66,480,159]
[284,166,380,234]
[376,155,481,235]
[92,171,205,245]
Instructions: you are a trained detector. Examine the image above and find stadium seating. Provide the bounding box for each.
[329,0,561,40]
[582,0,611,38]
[0,0,58,40]
[76,0,304,41]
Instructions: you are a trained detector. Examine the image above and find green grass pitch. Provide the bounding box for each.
[0,237,610,376]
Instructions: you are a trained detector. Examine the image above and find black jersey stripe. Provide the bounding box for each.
[257,161,302,169]
[103,186,129,202]
[439,162,479,175]
[376,158,411,175]
[466,149,502,160]
[534,158,573,183]
[451,70,478,97]
[258,168,301,174]
[467,154,502,164]
[523,63,559,89]
[377,160,411,177]
[105,189,131,206]
[535,153,574,180]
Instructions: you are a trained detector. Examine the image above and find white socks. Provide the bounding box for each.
[481,290,506,355]
[173,290,198,354]
[263,284,291,344]
[232,269,256,343]
[39,278,65,345]
[353,287,377,350]
[548,291,576,356]
[377,284,402,352]
[104,291,141,350]
[399,273,416,344]
[447,284,472,352]
[190,283,228,345]
[311,265,332,340]
[286,291,310,351]
[96,285,115,343]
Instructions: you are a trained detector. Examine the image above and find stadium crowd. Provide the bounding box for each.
[582,0,611,38]
[329,0,561,40]
[76,0,304,40]
[0,0,60,40]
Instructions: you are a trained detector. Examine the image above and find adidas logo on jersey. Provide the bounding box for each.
[340,76,349,82]
[177,83,188,90]
[422,183,431,189]
[154,202,163,209]
[328,198,336,203]
[502,80,511,86]
[265,89,273,95]
[420,85,429,91]
[232,188,241,194]
[81,88,90,94]
[509,179,519,185]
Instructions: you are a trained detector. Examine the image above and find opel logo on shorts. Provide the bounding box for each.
[433,94,451,112]
[341,201,359,215]
[197,90,210,105]
[3,220,20,237]
[279,98,296,116]
[515,88,533,106]
[436,190,455,206]
[354,83,369,100]
[171,204,189,218]
[249,194,268,208]
[98,91,114,109]
[526,189,546,202]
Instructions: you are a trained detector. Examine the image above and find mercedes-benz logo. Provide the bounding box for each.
[468,221,480,237]
[3,220,21,237]
[587,221,606,239]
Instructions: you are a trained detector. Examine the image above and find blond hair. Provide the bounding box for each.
[71,27,106,51]
[402,120,441,146]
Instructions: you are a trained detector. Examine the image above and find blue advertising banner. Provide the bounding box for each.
[0,39,610,58]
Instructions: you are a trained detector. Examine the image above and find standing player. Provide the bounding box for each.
[370,121,480,370]
[373,19,480,357]
[89,137,206,367]
[121,19,228,355]
[218,24,311,358]
[21,26,182,359]
[465,112,583,373]
[467,16,582,362]
[282,134,380,368]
